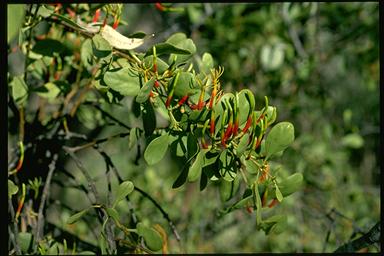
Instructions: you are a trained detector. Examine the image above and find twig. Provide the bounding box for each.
[63,147,99,203]
[35,153,58,245]
[63,132,130,153]
[100,148,182,243]
[334,221,380,253]
[63,146,116,252]
[8,198,21,255]
[85,102,131,130]
[134,186,181,243]
[94,147,138,225]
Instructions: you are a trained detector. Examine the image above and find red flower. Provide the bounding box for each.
[155,3,165,11]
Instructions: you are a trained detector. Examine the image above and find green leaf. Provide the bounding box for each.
[37,5,54,18]
[170,135,187,157]
[137,223,163,251]
[172,164,189,189]
[265,106,277,125]
[275,183,283,202]
[103,68,140,96]
[7,4,25,43]
[32,39,66,57]
[143,56,169,74]
[144,43,191,57]
[265,122,294,159]
[341,133,364,149]
[18,232,32,253]
[259,215,287,235]
[136,77,155,103]
[219,176,240,202]
[92,34,112,58]
[10,76,28,106]
[8,180,19,198]
[106,207,120,223]
[128,127,139,149]
[277,173,303,197]
[67,209,89,224]
[187,133,199,159]
[188,149,207,182]
[243,157,258,174]
[142,101,156,136]
[173,71,199,98]
[144,134,169,165]
[169,38,196,65]
[36,82,61,100]
[51,13,88,31]
[219,150,237,181]
[203,151,220,167]
[236,133,250,156]
[115,180,134,204]
[81,39,94,69]
[166,32,188,45]
[254,182,263,226]
[167,33,196,53]
[236,90,252,125]
[200,52,214,74]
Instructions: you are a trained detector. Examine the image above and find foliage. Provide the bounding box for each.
[7,3,379,254]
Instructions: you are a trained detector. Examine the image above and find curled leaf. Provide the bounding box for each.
[101,25,144,50]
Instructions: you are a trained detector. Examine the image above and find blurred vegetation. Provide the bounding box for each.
[8,3,379,253]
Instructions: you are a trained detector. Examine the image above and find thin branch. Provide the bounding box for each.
[35,153,58,245]
[63,147,99,203]
[334,221,381,253]
[63,132,130,153]
[8,198,21,255]
[85,102,131,130]
[133,186,181,243]
[62,146,116,252]
[98,147,182,243]
[94,147,138,225]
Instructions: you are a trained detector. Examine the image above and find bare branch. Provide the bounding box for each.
[334,221,381,253]
[35,153,58,245]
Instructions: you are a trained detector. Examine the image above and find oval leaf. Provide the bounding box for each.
[145,43,191,57]
[106,207,120,223]
[265,122,294,159]
[18,232,32,253]
[136,78,155,103]
[188,149,206,182]
[115,180,134,204]
[137,223,163,251]
[275,183,283,202]
[103,68,140,96]
[144,134,169,165]
[8,180,19,198]
[67,209,89,224]
[277,173,303,197]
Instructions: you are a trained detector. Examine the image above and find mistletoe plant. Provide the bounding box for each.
[8,4,303,254]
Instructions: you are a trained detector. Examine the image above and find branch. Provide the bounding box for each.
[84,102,131,131]
[63,132,130,153]
[133,186,181,243]
[35,153,58,245]
[8,198,21,255]
[97,147,182,243]
[334,221,381,253]
[94,147,138,225]
[62,146,116,252]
